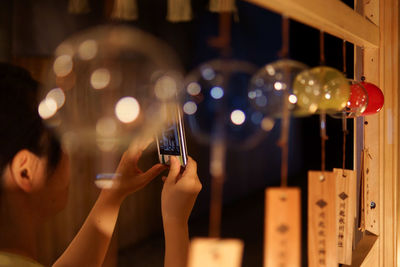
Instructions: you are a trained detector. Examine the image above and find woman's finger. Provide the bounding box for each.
[166,156,181,184]
[181,156,197,179]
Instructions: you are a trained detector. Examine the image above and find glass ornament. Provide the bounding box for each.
[330,79,369,118]
[360,81,384,115]
[39,25,182,187]
[248,59,308,118]
[183,59,269,150]
[293,66,351,114]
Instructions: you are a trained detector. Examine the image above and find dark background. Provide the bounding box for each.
[2,0,356,266]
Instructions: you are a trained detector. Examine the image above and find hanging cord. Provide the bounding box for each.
[320,112,327,174]
[342,113,348,174]
[280,15,290,59]
[209,138,225,237]
[361,46,365,82]
[208,12,232,57]
[319,30,326,65]
[279,16,290,188]
[319,30,327,176]
[342,40,348,176]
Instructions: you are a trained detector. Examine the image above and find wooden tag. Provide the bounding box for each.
[264,187,301,267]
[333,168,357,265]
[187,238,244,267]
[308,171,337,267]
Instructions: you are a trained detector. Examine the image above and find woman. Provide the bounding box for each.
[0,63,202,267]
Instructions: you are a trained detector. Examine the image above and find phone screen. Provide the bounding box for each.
[157,104,188,166]
[158,121,181,156]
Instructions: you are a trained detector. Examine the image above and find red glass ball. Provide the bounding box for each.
[361,81,384,115]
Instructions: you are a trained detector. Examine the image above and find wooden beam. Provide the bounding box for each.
[378,0,399,265]
[245,0,379,48]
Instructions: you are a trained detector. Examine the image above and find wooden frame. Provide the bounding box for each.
[246,0,399,265]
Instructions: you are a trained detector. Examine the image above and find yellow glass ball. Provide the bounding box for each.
[293,66,350,114]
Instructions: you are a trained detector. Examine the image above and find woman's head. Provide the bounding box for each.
[0,63,69,218]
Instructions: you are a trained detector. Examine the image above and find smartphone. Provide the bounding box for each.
[156,104,188,167]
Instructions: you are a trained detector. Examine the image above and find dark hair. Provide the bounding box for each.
[0,62,62,178]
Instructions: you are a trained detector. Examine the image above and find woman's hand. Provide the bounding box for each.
[161,156,202,224]
[106,138,168,201]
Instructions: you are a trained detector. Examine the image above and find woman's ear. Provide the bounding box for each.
[10,149,42,193]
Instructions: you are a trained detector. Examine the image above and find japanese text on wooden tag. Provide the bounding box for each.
[308,171,337,267]
[187,238,244,267]
[265,187,301,267]
[334,168,356,265]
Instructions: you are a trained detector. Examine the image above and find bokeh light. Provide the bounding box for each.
[184,59,269,149]
[248,59,308,118]
[40,25,182,187]
[230,110,246,125]
[115,97,140,123]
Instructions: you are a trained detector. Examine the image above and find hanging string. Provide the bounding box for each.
[342,40,348,175]
[361,46,365,82]
[319,30,327,175]
[320,112,327,174]
[280,16,289,59]
[319,30,325,65]
[209,137,225,237]
[208,5,233,237]
[342,40,347,75]
[358,149,366,231]
[279,15,290,188]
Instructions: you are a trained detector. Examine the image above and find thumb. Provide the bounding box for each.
[166,156,181,184]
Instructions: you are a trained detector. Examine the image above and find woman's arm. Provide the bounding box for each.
[53,142,167,267]
[161,156,202,267]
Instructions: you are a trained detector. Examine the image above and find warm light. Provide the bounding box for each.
[46,88,65,109]
[309,103,318,113]
[183,101,197,115]
[288,94,297,104]
[261,117,275,131]
[266,65,275,76]
[187,82,201,96]
[274,82,283,90]
[96,117,117,137]
[115,97,140,123]
[53,55,73,77]
[301,95,310,104]
[155,76,177,100]
[38,98,57,119]
[91,68,111,89]
[78,39,98,60]
[324,93,331,99]
[231,110,246,125]
[210,86,224,99]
